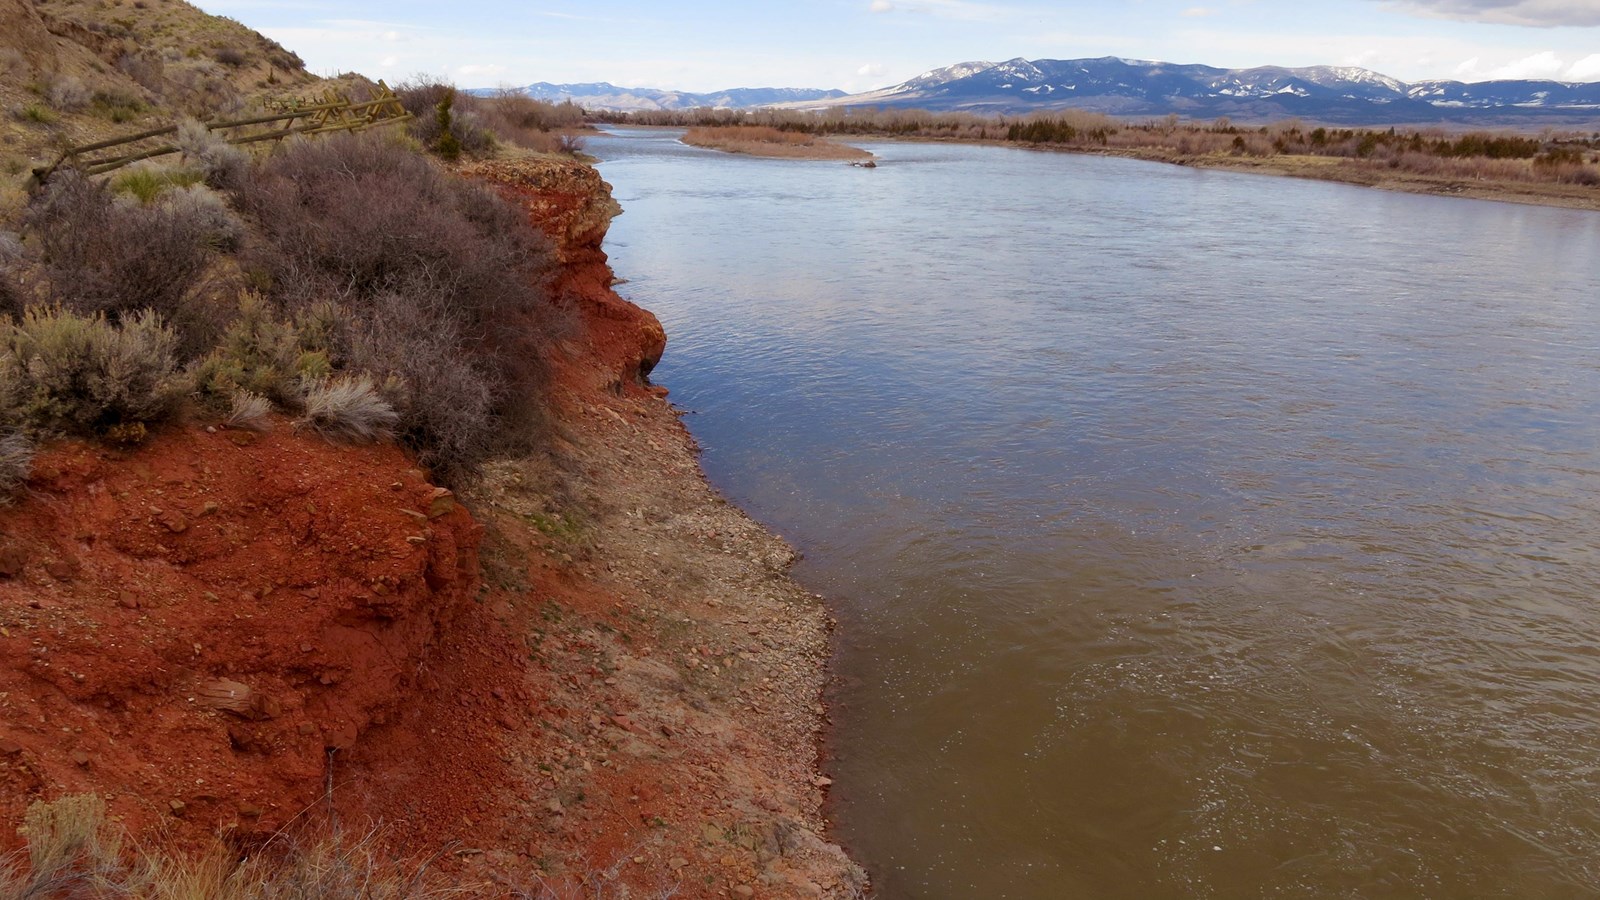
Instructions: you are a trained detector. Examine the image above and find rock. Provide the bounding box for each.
[668,857,688,870]
[159,511,188,533]
[0,740,23,756]
[426,488,456,519]
[70,750,90,767]
[168,799,186,815]
[734,886,755,898]
[197,679,256,717]
[0,545,27,578]
[238,803,263,818]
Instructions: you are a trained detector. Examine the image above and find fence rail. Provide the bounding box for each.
[31,82,412,184]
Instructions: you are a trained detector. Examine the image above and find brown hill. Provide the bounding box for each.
[1,0,320,177]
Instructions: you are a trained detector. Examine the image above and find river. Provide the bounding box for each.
[591,127,1600,898]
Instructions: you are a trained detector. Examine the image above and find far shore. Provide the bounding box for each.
[865,133,1600,212]
[681,125,875,161]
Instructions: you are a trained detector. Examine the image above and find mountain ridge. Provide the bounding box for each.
[470,81,846,112]
[494,57,1600,125]
[782,57,1600,124]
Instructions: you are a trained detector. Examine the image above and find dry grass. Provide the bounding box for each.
[682,126,873,161]
[297,375,399,444]
[0,795,471,900]
[225,390,272,432]
[0,429,33,501]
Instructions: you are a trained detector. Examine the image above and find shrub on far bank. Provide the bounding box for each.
[394,79,495,159]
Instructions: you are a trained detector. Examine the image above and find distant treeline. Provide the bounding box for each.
[595,106,1600,186]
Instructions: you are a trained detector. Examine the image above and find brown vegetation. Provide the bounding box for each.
[394,79,590,160]
[682,125,874,161]
[0,131,578,491]
[611,106,1600,208]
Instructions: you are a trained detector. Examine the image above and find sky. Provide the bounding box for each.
[198,0,1600,93]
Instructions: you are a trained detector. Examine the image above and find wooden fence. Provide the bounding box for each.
[32,82,412,184]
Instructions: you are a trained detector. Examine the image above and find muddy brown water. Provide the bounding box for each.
[593,128,1600,898]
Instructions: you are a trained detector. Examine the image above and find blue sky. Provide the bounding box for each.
[200,0,1600,92]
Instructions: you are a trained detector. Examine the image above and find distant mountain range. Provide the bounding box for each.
[488,57,1600,125]
[796,57,1600,124]
[469,82,846,112]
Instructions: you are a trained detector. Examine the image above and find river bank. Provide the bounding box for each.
[0,156,865,898]
[865,133,1600,211]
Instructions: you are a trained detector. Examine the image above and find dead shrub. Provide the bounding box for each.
[1,306,188,437]
[474,94,586,151]
[43,74,90,111]
[0,794,459,899]
[224,390,272,431]
[0,795,124,897]
[0,232,23,321]
[177,118,250,192]
[0,429,32,501]
[346,292,498,484]
[395,79,495,158]
[162,183,245,251]
[297,373,399,443]
[235,133,564,480]
[24,171,214,349]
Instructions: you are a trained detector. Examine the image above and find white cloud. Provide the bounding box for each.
[1181,7,1219,17]
[1377,0,1600,27]
[1452,50,1600,80]
[857,62,887,76]
[457,63,506,79]
[867,0,1010,21]
[1568,53,1600,80]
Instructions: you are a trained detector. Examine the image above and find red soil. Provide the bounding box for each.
[0,428,483,850]
[0,157,860,897]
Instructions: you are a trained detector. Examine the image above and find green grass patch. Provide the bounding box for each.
[111,166,205,203]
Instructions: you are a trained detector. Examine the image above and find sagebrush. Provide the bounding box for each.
[0,306,188,438]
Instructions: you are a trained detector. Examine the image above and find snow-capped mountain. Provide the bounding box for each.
[789,57,1600,124]
[471,82,846,112]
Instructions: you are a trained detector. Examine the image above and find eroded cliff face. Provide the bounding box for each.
[466,158,667,394]
[0,155,863,897]
[0,427,482,848]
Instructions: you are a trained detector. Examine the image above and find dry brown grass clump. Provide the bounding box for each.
[0,794,468,900]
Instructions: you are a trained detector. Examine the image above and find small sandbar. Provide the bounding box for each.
[683,125,875,161]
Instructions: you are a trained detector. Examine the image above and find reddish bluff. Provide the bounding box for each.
[0,426,481,850]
